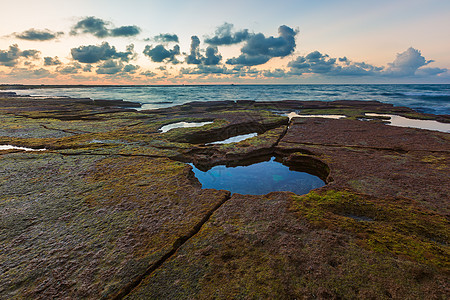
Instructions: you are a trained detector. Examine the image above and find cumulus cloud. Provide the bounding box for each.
[57,63,82,74]
[123,64,139,73]
[384,47,433,77]
[140,70,157,77]
[44,56,62,66]
[185,36,222,65]
[288,51,381,76]
[287,47,445,78]
[14,28,63,41]
[205,23,250,45]
[0,44,40,67]
[226,25,298,66]
[94,59,139,75]
[70,16,141,38]
[71,42,136,63]
[181,65,231,75]
[263,68,286,78]
[8,67,56,79]
[415,67,447,76]
[96,60,124,74]
[143,44,180,63]
[153,33,179,43]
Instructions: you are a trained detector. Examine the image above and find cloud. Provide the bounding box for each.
[70,16,141,38]
[143,44,180,63]
[226,25,298,66]
[0,44,40,67]
[288,51,381,76]
[263,68,286,78]
[140,70,157,77]
[96,60,124,74]
[181,65,231,75]
[287,48,445,78]
[14,28,63,41]
[110,26,141,37]
[123,64,139,73]
[44,56,62,66]
[384,47,433,77]
[153,33,179,43]
[186,36,222,65]
[205,23,250,45]
[71,42,136,63]
[57,63,82,74]
[415,67,447,76]
[94,59,139,75]
[8,67,56,79]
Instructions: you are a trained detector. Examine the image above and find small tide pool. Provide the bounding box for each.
[159,121,213,133]
[365,113,450,133]
[0,145,46,151]
[190,157,325,195]
[207,133,258,145]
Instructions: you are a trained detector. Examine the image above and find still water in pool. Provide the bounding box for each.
[190,157,325,195]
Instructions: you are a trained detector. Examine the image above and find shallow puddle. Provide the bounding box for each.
[0,145,46,151]
[190,156,325,195]
[286,112,347,121]
[207,133,258,145]
[365,113,450,133]
[159,121,213,133]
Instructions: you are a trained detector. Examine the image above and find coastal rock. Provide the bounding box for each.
[0,93,448,298]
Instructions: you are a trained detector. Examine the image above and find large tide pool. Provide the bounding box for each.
[190,157,325,195]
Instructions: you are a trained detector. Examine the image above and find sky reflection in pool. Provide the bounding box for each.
[365,113,450,133]
[190,157,325,195]
[207,133,258,145]
[159,121,213,133]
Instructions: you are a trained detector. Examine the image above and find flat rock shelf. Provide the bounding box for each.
[0,92,448,300]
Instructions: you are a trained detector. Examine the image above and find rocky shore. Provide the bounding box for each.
[0,91,448,299]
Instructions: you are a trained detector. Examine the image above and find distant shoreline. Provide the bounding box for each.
[1,83,450,90]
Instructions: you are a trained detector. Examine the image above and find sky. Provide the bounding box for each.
[0,0,449,84]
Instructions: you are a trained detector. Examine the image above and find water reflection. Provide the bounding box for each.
[190,157,325,195]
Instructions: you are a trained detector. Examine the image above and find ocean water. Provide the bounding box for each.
[6,84,450,115]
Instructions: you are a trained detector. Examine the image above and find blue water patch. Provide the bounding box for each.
[190,157,325,195]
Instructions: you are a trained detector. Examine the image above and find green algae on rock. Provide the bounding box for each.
[0,93,448,299]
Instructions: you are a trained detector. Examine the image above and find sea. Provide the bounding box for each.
[6,84,450,115]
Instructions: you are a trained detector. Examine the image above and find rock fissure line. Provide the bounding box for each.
[41,124,91,134]
[51,151,168,159]
[108,192,232,300]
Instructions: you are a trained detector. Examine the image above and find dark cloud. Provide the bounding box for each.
[226,25,298,66]
[8,67,55,79]
[186,36,202,64]
[83,64,93,72]
[186,36,222,65]
[57,63,82,74]
[94,60,139,75]
[110,26,141,37]
[153,33,179,43]
[263,68,286,78]
[288,51,381,76]
[181,65,231,75]
[44,56,62,66]
[384,47,433,77]
[205,23,249,45]
[0,44,40,67]
[143,44,180,63]
[123,64,139,73]
[70,16,141,38]
[71,42,135,63]
[14,28,63,41]
[141,70,157,77]
[96,60,124,74]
